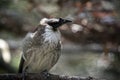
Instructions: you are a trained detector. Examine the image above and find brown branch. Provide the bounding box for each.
[0,73,105,80]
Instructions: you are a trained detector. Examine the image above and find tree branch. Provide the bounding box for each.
[0,73,105,80]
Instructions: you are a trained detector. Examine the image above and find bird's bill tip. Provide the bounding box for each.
[65,19,72,23]
[59,18,72,23]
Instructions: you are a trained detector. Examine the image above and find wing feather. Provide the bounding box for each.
[18,25,45,73]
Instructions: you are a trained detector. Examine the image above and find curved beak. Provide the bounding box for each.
[64,19,72,23]
[59,18,72,24]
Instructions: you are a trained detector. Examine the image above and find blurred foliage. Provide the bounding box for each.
[0,0,11,8]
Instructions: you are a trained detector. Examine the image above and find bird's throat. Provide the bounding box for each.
[42,27,61,44]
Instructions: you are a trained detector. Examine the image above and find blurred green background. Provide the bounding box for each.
[0,0,120,80]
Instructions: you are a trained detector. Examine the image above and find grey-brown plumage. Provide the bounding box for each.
[18,18,72,73]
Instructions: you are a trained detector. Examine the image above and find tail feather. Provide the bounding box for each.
[18,56,24,73]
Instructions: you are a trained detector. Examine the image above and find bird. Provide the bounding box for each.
[18,18,72,74]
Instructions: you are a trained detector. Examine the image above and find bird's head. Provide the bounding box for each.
[40,18,72,31]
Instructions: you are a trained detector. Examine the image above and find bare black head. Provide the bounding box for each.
[40,18,72,31]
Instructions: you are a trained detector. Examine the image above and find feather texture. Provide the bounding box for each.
[19,25,61,73]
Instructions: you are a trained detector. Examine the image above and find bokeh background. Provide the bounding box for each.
[0,0,120,80]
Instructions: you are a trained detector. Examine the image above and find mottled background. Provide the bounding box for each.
[0,0,120,80]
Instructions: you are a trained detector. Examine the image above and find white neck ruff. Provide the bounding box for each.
[42,25,61,43]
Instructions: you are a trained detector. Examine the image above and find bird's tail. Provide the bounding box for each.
[18,55,24,73]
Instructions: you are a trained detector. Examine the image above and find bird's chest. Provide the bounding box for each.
[37,29,61,52]
[30,42,61,72]
[42,29,61,44]
[27,28,61,72]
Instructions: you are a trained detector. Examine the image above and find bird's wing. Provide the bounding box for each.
[18,48,37,73]
[18,32,33,73]
[22,25,45,55]
[18,33,37,73]
[18,25,45,73]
